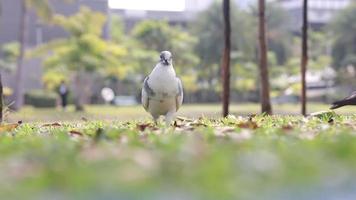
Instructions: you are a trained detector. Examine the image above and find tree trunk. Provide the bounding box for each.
[258,0,272,115]
[221,0,231,117]
[0,73,3,123]
[301,0,308,116]
[73,72,92,111]
[74,73,85,111]
[13,0,27,111]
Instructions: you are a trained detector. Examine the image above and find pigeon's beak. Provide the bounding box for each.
[161,57,169,65]
[163,59,169,65]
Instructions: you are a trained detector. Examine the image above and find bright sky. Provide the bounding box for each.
[108,0,186,11]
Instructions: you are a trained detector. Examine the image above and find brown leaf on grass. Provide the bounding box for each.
[188,120,208,127]
[176,116,194,122]
[237,121,259,129]
[136,123,158,131]
[42,122,62,127]
[248,114,257,121]
[0,123,19,133]
[81,117,88,122]
[69,130,83,136]
[281,124,293,131]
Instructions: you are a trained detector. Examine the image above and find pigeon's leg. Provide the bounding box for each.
[152,115,159,125]
[165,110,175,126]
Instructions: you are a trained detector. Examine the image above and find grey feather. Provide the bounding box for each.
[175,78,183,111]
[143,76,155,97]
[142,76,154,111]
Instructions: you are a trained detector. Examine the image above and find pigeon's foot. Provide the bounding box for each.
[165,111,176,126]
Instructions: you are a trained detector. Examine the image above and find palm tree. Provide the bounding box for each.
[301,0,308,116]
[13,0,52,110]
[222,0,231,117]
[258,0,272,114]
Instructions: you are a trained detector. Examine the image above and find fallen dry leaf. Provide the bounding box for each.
[42,122,61,127]
[136,123,158,131]
[176,116,194,122]
[69,130,83,136]
[0,123,20,133]
[281,124,293,131]
[237,121,259,129]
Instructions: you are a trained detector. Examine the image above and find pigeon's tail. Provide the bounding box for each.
[330,100,345,110]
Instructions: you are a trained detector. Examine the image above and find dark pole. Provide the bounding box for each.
[301,0,308,116]
[222,0,231,117]
[258,0,272,114]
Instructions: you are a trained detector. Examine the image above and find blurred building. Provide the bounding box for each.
[277,0,351,31]
[0,0,108,99]
[109,0,258,29]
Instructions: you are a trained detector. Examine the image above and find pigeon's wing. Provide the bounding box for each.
[345,92,356,101]
[142,76,155,111]
[175,78,183,111]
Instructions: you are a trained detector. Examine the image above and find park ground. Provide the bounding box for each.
[4,103,356,122]
[0,104,356,199]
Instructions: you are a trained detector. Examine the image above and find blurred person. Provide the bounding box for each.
[59,80,69,110]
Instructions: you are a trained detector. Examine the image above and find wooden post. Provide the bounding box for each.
[221,0,231,117]
[258,0,272,115]
[301,0,308,116]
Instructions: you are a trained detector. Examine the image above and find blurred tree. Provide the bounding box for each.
[132,20,199,74]
[191,3,255,89]
[258,0,272,114]
[14,0,55,110]
[329,3,356,71]
[0,42,20,72]
[251,3,292,65]
[110,15,126,44]
[265,4,292,65]
[42,70,68,91]
[30,7,127,111]
[131,20,199,94]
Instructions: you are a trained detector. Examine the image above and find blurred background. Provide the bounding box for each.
[0,0,355,119]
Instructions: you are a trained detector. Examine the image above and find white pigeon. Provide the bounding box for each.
[141,51,183,126]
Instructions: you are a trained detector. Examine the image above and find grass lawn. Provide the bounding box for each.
[5,103,356,122]
[0,104,356,199]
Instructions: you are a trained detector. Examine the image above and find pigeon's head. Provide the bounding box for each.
[160,51,172,66]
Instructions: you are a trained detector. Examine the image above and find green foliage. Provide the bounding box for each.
[42,70,68,91]
[233,62,258,91]
[190,2,292,91]
[24,89,57,108]
[0,114,355,199]
[31,7,127,73]
[329,3,356,69]
[110,15,126,44]
[191,3,256,67]
[25,0,53,21]
[262,3,293,64]
[132,20,199,75]
[0,42,19,72]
